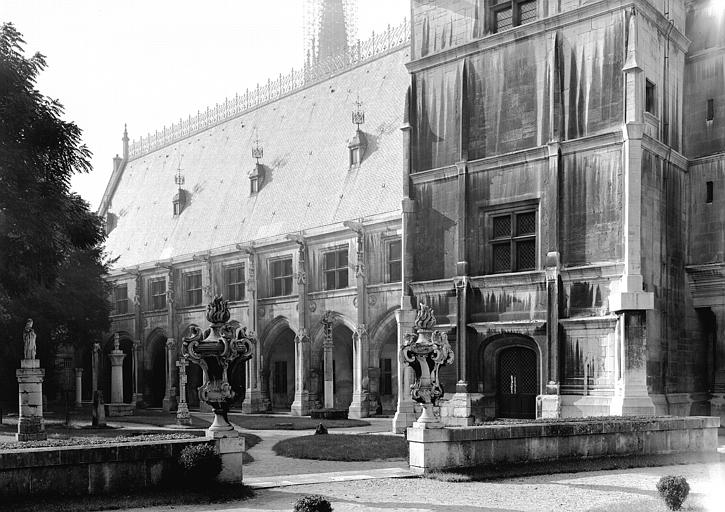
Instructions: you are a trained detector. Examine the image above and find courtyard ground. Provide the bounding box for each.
[1,407,723,511]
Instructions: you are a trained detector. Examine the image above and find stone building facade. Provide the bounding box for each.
[98,20,411,417]
[392,0,725,431]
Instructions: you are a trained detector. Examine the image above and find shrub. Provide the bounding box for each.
[178,444,222,484]
[293,494,333,512]
[656,475,690,511]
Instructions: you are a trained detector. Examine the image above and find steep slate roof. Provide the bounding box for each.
[105,46,410,269]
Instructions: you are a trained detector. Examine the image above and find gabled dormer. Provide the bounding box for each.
[250,132,265,195]
[348,95,367,168]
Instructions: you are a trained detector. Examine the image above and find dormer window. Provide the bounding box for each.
[105,212,118,234]
[348,130,367,168]
[249,163,265,195]
[173,190,187,216]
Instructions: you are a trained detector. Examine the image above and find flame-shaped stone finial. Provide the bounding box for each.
[206,295,231,324]
[414,303,436,331]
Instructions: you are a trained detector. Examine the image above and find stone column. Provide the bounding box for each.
[291,239,312,415]
[176,358,191,425]
[91,342,101,393]
[240,247,267,412]
[441,275,473,426]
[291,330,311,415]
[321,311,335,409]
[132,340,143,406]
[393,307,417,433]
[349,324,370,418]
[17,361,46,441]
[74,368,83,407]
[610,311,655,415]
[163,338,178,411]
[108,337,126,404]
[540,251,562,418]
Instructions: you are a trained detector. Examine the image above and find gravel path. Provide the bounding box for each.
[124,460,724,512]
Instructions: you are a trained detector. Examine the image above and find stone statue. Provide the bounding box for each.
[23,318,36,360]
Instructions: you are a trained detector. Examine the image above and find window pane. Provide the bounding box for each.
[271,260,280,277]
[283,277,293,295]
[516,239,536,270]
[389,240,401,260]
[495,8,513,31]
[389,261,402,282]
[338,249,348,268]
[519,0,537,24]
[338,269,348,288]
[324,251,336,270]
[493,243,511,273]
[325,271,336,290]
[517,211,536,235]
[283,258,292,276]
[493,215,511,239]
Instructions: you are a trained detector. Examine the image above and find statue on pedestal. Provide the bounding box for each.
[23,318,36,360]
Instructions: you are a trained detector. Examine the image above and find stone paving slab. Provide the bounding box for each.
[244,467,414,489]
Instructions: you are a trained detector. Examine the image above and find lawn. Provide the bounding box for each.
[227,414,369,430]
[272,433,407,461]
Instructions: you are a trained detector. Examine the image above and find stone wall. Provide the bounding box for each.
[407,416,720,472]
[0,438,214,498]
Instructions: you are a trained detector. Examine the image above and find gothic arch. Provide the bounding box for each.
[145,328,168,408]
[479,333,543,397]
[368,306,400,362]
[261,315,296,410]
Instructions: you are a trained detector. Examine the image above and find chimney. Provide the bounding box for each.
[122,124,129,160]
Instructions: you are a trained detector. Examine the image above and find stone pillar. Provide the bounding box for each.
[393,307,417,433]
[163,338,178,411]
[540,251,562,418]
[17,359,46,441]
[74,368,83,407]
[132,340,143,406]
[108,339,126,404]
[91,342,101,393]
[291,330,311,415]
[321,311,335,409]
[176,358,191,425]
[349,324,370,418]
[240,247,267,413]
[610,311,655,415]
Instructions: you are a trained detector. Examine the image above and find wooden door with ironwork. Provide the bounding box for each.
[497,346,537,418]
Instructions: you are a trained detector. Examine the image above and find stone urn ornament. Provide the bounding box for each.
[401,304,454,428]
[181,296,254,434]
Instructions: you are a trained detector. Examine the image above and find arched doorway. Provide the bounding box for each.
[497,346,537,419]
[265,326,296,410]
[369,309,400,416]
[145,330,167,408]
[332,324,353,410]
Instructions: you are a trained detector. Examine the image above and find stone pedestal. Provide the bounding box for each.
[242,389,266,414]
[440,392,475,426]
[176,359,191,426]
[74,368,83,407]
[610,311,655,416]
[709,394,725,432]
[16,359,46,441]
[538,382,562,419]
[207,430,245,483]
[109,349,125,404]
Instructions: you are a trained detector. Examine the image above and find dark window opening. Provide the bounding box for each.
[273,360,287,394]
[706,181,714,203]
[349,147,361,167]
[270,257,293,297]
[645,80,656,115]
[707,99,715,121]
[387,239,402,282]
[183,271,202,307]
[250,177,259,195]
[380,358,393,395]
[490,0,537,33]
[323,248,349,290]
[489,209,537,273]
[149,278,166,311]
[225,264,246,301]
[114,284,128,315]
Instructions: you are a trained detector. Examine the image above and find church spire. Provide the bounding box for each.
[304,0,357,65]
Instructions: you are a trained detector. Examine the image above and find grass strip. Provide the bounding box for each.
[273,433,407,461]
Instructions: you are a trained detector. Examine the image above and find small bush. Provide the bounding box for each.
[293,494,333,512]
[314,423,328,435]
[178,444,222,484]
[656,475,690,511]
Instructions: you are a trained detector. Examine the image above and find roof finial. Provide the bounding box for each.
[174,155,185,189]
[252,128,264,163]
[122,123,129,160]
[352,93,365,130]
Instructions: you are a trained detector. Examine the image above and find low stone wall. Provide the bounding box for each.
[407,416,721,473]
[0,437,213,497]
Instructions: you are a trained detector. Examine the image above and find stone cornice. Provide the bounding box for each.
[641,136,689,171]
[685,263,725,307]
[470,270,546,288]
[468,320,546,335]
[686,45,725,64]
[407,0,690,74]
[688,151,725,166]
[410,278,455,296]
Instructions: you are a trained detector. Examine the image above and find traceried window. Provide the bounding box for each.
[149,278,166,311]
[323,247,349,290]
[270,257,293,297]
[386,239,402,283]
[225,264,246,302]
[490,0,537,33]
[183,270,202,307]
[489,209,537,273]
[114,284,128,315]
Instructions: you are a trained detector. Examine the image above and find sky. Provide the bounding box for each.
[2,0,410,211]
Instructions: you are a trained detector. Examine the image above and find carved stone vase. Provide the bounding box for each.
[181,296,254,435]
[400,304,454,428]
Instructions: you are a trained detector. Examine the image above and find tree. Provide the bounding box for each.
[0,23,112,403]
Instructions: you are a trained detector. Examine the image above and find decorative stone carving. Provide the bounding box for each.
[182,296,254,433]
[176,358,192,426]
[309,301,317,312]
[367,294,377,306]
[400,304,454,428]
[23,319,36,360]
